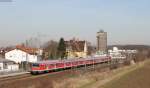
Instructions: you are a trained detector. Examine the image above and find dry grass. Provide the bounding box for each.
[52,69,110,88]
[101,60,150,88]
[52,60,150,88]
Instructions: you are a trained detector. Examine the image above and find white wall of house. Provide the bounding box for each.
[0,62,19,72]
[0,63,3,70]
[7,64,19,71]
[5,49,39,63]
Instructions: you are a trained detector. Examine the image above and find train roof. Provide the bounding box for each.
[33,60,60,64]
[32,56,110,64]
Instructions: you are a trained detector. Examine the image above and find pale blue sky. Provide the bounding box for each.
[0,0,150,46]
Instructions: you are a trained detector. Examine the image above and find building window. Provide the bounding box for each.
[3,63,8,69]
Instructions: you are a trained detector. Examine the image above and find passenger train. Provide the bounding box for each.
[31,56,111,74]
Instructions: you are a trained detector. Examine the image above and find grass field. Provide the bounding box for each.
[101,60,150,88]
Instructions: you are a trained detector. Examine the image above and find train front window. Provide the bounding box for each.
[32,63,39,67]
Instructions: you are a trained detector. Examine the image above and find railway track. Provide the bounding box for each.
[0,73,32,83]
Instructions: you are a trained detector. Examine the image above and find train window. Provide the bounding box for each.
[32,63,39,67]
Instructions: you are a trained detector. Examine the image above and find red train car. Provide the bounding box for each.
[31,56,111,74]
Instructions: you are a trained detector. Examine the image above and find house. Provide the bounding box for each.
[108,47,137,58]
[108,47,138,63]
[0,58,19,72]
[65,38,88,59]
[5,45,43,63]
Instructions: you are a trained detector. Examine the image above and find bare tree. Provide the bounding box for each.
[43,40,58,60]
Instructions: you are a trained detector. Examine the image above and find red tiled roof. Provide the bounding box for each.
[16,45,38,55]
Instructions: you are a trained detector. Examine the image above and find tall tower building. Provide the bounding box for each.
[96,30,107,52]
